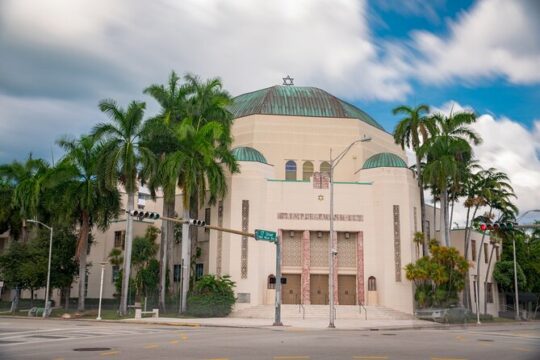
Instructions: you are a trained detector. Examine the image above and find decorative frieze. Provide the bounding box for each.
[241,200,249,279]
[393,205,401,282]
[277,213,363,222]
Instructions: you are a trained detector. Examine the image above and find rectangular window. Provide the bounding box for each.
[114,231,125,249]
[472,240,476,261]
[484,243,489,264]
[487,282,493,303]
[112,265,120,283]
[205,208,211,233]
[195,263,204,280]
[473,280,477,302]
[173,264,181,282]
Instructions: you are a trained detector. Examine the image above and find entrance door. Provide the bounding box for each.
[310,274,329,305]
[281,274,301,304]
[338,275,356,305]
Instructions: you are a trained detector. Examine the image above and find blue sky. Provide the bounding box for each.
[0,0,539,216]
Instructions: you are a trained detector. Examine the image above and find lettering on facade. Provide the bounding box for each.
[241,200,249,279]
[393,205,401,282]
[277,213,363,222]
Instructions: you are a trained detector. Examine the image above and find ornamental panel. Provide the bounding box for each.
[283,234,301,266]
[310,232,329,267]
[337,236,356,267]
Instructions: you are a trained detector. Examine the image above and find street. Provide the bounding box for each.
[0,318,539,360]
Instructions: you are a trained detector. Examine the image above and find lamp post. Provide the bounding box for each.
[513,209,540,321]
[328,136,371,328]
[96,261,107,320]
[27,219,53,318]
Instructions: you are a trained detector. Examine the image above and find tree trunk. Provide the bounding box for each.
[120,192,135,316]
[10,287,20,313]
[463,205,478,310]
[64,286,70,310]
[484,246,496,315]
[449,197,455,229]
[179,208,191,314]
[442,187,451,247]
[433,198,437,237]
[415,155,428,256]
[77,210,90,312]
[159,199,175,312]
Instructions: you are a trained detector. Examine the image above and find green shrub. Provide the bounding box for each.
[187,275,235,317]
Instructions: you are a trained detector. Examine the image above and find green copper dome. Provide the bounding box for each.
[231,147,267,164]
[362,153,407,169]
[229,86,384,131]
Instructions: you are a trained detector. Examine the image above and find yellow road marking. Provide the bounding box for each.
[100,351,120,356]
[353,356,389,359]
[513,347,532,352]
[144,344,159,349]
[274,357,310,360]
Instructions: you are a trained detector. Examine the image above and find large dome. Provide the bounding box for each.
[229,85,384,131]
[362,153,407,169]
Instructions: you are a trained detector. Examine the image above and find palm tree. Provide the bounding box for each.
[92,99,155,316]
[56,135,120,311]
[143,71,189,311]
[393,104,434,255]
[419,111,482,246]
[0,156,50,242]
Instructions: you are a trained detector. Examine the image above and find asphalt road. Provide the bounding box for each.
[0,318,539,360]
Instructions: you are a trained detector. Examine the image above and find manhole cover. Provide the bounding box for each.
[0,340,22,344]
[73,347,112,352]
[478,339,494,342]
[30,335,66,339]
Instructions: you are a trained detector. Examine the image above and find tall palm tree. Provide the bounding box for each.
[143,71,189,311]
[0,156,50,242]
[92,99,155,316]
[393,104,434,255]
[56,135,120,311]
[419,111,482,247]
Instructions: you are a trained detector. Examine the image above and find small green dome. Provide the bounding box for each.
[231,147,267,164]
[362,153,407,169]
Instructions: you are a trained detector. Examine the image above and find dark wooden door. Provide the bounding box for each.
[281,274,301,304]
[338,275,356,305]
[310,274,329,305]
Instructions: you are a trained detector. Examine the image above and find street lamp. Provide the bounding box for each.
[513,209,540,321]
[27,219,53,318]
[328,135,371,328]
[96,261,107,320]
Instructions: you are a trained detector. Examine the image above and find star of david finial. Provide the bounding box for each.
[282,75,294,86]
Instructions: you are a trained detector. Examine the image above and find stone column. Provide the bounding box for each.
[333,231,339,305]
[356,231,365,305]
[301,230,311,304]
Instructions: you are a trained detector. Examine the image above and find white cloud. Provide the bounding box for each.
[410,0,540,85]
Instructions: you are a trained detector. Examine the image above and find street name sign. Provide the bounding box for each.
[254,229,277,242]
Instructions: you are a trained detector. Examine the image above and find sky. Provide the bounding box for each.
[0,0,539,221]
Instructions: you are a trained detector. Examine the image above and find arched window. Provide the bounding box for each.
[368,276,377,291]
[267,274,276,289]
[302,161,314,181]
[320,161,331,176]
[285,160,297,181]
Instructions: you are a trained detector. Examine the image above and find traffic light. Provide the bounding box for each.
[127,210,160,220]
[476,222,516,232]
[188,219,206,227]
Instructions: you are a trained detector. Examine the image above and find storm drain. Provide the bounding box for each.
[73,347,112,352]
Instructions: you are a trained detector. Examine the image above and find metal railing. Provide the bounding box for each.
[298,303,305,320]
[359,302,367,320]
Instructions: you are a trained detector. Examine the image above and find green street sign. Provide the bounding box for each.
[254,229,277,242]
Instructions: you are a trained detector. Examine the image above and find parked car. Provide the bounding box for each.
[415,307,473,323]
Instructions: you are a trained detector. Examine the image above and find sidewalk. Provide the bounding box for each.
[122,316,442,331]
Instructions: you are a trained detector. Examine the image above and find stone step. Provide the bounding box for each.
[230,305,413,320]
